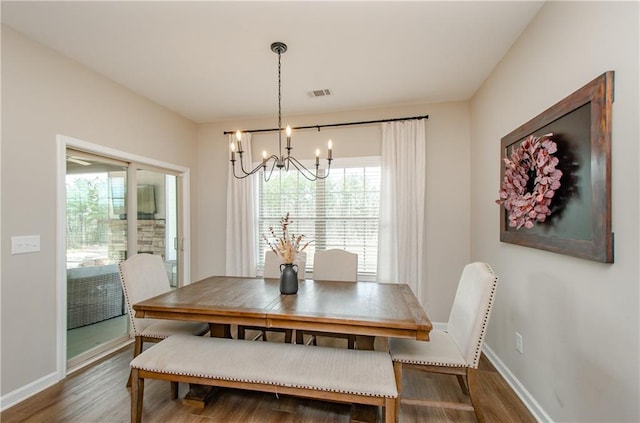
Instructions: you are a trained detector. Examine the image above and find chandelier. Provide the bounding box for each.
[230,42,333,181]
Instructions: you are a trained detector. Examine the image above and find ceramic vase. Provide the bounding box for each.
[279,263,298,295]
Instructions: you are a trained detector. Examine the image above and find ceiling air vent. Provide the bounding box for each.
[310,89,332,97]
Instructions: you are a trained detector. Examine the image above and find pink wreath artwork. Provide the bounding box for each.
[496,133,563,229]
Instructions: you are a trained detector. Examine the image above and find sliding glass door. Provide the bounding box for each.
[65,151,130,367]
[65,149,181,368]
[135,168,180,287]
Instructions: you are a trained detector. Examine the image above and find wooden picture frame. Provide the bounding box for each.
[498,71,614,263]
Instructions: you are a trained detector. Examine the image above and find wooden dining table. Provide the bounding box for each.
[132,275,432,414]
[133,275,432,347]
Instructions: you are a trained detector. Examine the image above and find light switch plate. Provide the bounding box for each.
[11,235,41,254]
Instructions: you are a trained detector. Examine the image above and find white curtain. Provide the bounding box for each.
[377,119,426,299]
[225,132,257,277]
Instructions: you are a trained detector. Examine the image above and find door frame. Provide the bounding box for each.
[56,134,191,378]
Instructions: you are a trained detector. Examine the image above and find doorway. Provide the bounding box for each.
[63,145,185,371]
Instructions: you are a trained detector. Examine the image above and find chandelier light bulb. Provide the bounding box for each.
[230,142,236,161]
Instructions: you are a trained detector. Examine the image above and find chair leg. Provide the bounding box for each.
[127,336,144,388]
[131,368,144,423]
[456,374,470,395]
[237,326,246,340]
[284,329,293,343]
[295,330,305,345]
[347,335,356,349]
[384,397,396,423]
[467,367,485,423]
[393,361,403,423]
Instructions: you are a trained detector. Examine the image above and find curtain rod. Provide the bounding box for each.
[222,114,429,135]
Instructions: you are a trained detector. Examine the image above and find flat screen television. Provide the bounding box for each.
[137,184,157,219]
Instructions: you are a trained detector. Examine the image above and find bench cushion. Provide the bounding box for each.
[131,334,397,398]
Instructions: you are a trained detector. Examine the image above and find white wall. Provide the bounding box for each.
[195,102,471,318]
[0,25,197,398]
[470,2,639,421]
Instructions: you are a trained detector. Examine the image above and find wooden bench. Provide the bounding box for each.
[130,334,398,422]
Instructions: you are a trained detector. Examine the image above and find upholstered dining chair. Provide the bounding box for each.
[296,249,358,348]
[119,253,210,387]
[388,262,498,423]
[237,251,307,343]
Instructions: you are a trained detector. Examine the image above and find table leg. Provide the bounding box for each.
[355,335,375,351]
[208,322,231,338]
[181,323,231,408]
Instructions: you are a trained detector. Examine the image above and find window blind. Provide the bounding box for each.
[256,157,381,279]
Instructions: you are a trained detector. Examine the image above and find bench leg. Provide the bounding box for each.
[393,361,402,423]
[131,368,144,423]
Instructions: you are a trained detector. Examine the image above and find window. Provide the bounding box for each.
[257,157,380,279]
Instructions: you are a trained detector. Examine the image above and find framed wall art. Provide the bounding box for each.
[497,71,614,263]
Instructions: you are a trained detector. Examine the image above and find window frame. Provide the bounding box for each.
[255,156,381,281]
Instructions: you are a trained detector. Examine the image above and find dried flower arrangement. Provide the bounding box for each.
[263,213,311,264]
[496,133,563,229]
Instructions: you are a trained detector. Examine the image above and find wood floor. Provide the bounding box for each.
[1,342,536,423]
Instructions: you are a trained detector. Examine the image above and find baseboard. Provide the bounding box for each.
[0,371,59,412]
[482,343,553,422]
[1,339,133,412]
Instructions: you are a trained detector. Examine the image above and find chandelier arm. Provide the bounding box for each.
[262,158,278,182]
[285,156,332,181]
[236,153,254,175]
[231,163,257,180]
[235,155,270,178]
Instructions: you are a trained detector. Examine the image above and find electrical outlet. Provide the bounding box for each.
[515,332,524,354]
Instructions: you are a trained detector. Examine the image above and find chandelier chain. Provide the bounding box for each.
[277,48,282,158]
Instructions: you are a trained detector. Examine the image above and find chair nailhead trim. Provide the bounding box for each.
[118,262,138,336]
[470,263,498,368]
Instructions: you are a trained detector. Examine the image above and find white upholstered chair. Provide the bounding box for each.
[296,249,358,348]
[312,248,357,282]
[119,254,209,386]
[389,262,498,423]
[237,251,307,343]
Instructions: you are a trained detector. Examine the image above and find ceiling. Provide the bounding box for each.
[1,1,544,124]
